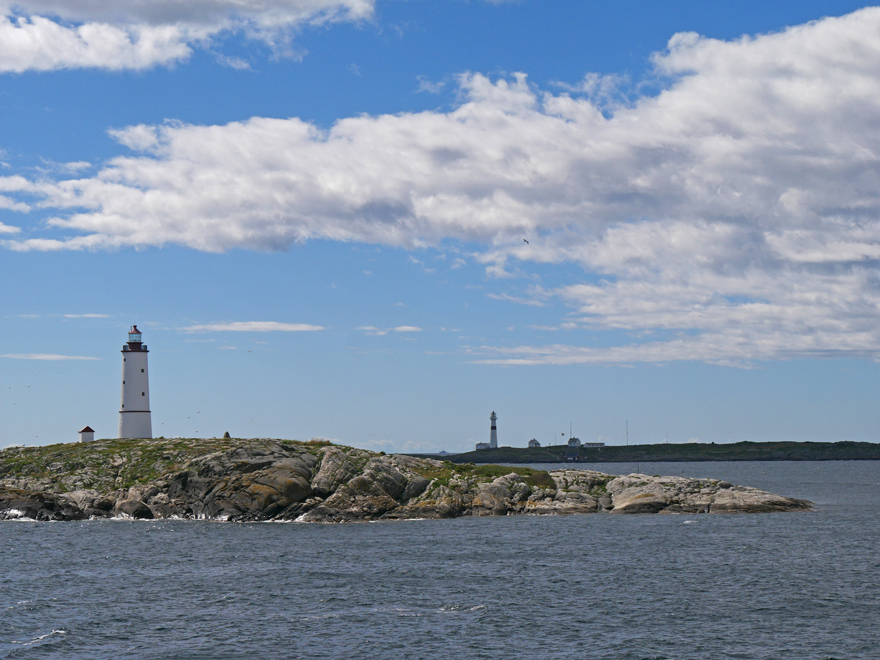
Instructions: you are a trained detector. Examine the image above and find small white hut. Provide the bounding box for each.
[78,426,95,443]
[528,438,541,448]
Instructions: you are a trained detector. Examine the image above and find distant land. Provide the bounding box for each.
[419,441,880,464]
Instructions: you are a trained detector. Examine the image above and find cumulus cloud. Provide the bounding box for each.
[0,0,374,72]
[6,9,880,364]
[182,321,325,332]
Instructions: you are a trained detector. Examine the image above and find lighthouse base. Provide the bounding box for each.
[118,412,152,439]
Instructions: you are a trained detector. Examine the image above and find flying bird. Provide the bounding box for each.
[523,239,529,244]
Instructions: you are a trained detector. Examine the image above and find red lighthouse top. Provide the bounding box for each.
[124,325,147,351]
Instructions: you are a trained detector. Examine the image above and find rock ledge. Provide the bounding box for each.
[0,438,812,522]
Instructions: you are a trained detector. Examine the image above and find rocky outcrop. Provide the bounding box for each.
[0,487,87,521]
[162,444,319,520]
[604,473,809,513]
[0,438,811,522]
[114,499,154,519]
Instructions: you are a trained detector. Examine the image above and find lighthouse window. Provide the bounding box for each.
[142,392,145,396]
[141,369,144,373]
[123,380,125,384]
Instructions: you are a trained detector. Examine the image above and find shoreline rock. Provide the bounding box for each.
[0,438,812,522]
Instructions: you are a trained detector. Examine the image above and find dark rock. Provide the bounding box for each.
[0,487,86,521]
[400,476,430,500]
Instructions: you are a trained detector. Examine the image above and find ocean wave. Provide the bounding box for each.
[439,604,487,613]
[11,629,66,646]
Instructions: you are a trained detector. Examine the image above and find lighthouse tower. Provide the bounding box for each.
[118,325,152,439]
[489,411,498,449]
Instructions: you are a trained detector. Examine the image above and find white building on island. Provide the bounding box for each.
[118,325,152,439]
[528,438,540,448]
[78,426,95,443]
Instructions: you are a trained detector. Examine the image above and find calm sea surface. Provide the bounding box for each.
[2,461,878,659]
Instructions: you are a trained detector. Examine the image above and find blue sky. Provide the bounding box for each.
[1,0,879,452]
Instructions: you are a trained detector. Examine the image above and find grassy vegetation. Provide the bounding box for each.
[0,436,292,491]
[427,440,880,464]
[1,437,562,496]
[303,439,334,447]
[414,460,556,489]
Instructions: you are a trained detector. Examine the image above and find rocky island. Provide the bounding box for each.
[0,437,811,522]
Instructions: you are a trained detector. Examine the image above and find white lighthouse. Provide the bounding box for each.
[118,325,152,439]
[489,411,498,449]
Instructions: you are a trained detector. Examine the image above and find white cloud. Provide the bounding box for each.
[6,9,880,364]
[60,161,92,172]
[359,325,422,335]
[355,437,394,452]
[487,292,544,307]
[63,313,111,318]
[182,321,324,332]
[552,72,629,113]
[416,75,445,94]
[356,437,436,453]
[529,322,578,331]
[358,325,388,336]
[0,221,19,233]
[0,353,99,360]
[0,15,195,72]
[214,53,252,70]
[0,0,374,72]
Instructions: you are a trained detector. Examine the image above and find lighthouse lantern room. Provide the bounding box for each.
[118,325,152,439]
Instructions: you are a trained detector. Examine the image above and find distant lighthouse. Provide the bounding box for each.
[489,411,498,449]
[118,325,152,439]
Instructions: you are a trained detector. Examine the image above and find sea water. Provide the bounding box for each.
[1,461,878,659]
